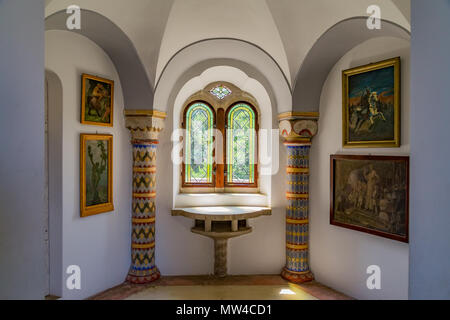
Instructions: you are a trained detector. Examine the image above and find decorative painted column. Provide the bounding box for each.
[279,112,319,283]
[124,110,166,284]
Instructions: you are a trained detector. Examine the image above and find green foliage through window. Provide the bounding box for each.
[227,103,256,184]
[185,103,214,184]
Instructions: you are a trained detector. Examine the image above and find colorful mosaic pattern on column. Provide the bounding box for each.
[281,142,314,283]
[126,140,160,284]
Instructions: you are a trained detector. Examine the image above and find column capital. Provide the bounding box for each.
[278,111,319,144]
[124,110,167,141]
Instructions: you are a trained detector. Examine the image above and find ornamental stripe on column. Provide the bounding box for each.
[279,112,318,283]
[127,140,159,283]
[125,110,166,284]
[283,142,313,282]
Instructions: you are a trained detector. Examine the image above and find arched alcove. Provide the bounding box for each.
[292,17,410,111]
[154,64,285,276]
[308,36,411,300]
[171,66,275,208]
[45,9,154,109]
[45,28,133,299]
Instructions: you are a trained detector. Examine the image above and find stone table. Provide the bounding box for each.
[171,206,272,277]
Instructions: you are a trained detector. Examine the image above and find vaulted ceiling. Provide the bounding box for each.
[45,0,410,110]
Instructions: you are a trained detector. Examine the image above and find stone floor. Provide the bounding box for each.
[89,275,353,300]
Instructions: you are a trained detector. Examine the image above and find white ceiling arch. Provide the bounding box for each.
[154,38,292,115]
[45,0,174,87]
[266,0,410,85]
[292,17,410,112]
[46,9,155,110]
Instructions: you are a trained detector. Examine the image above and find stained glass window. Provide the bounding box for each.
[210,85,232,100]
[185,102,214,184]
[226,103,256,184]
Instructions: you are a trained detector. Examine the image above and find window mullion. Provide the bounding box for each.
[215,108,225,189]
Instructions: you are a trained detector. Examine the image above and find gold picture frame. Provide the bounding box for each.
[81,74,114,127]
[80,134,114,217]
[342,57,401,148]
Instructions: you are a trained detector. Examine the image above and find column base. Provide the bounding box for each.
[281,268,314,284]
[126,267,161,284]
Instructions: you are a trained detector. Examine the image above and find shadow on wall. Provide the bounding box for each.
[45,69,63,298]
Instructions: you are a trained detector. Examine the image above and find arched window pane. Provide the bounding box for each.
[185,103,214,184]
[227,103,256,184]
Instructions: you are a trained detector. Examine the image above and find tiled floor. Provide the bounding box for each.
[89,275,353,300]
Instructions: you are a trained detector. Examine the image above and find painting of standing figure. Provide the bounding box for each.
[330,155,409,243]
[80,134,114,217]
[81,74,114,127]
[342,57,400,148]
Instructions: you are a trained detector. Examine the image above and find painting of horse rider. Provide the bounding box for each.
[342,57,400,148]
[81,74,114,127]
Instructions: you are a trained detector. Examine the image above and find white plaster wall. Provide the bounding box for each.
[45,31,132,299]
[0,0,46,300]
[310,37,410,300]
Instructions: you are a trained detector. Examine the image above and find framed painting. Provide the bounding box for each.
[80,134,114,217]
[81,74,114,127]
[330,155,409,243]
[342,57,400,148]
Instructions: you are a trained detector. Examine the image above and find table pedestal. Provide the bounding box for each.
[214,238,228,277]
[172,206,271,277]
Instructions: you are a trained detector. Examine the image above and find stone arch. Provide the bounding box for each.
[154,38,292,115]
[45,9,154,109]
[292,17,410,112]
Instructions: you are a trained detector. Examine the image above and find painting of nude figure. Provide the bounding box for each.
[342,57,400,148]
[81,74,114,126]
[330,155,409,243]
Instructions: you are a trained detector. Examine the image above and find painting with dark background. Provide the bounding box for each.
[331,155,409,242]
[85,139,109,206]
[82,74,114,126]
[347,66,395,142]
